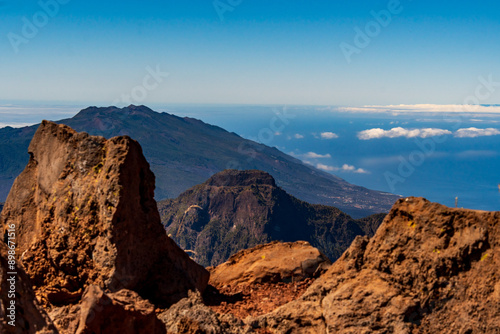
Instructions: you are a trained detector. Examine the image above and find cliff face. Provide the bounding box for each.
[0,121,208,308]
[253,197,500,333]
[158,169,386,267]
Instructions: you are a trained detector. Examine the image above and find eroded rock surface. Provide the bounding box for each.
[0,121,208,308]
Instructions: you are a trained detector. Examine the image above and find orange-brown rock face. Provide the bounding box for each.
[253,197,500,333]
[0,121,208,308]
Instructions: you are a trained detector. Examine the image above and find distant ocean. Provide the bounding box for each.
[1,103,499,212]
[166,105,500,212]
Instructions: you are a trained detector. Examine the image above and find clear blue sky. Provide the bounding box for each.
[1,0,499,106]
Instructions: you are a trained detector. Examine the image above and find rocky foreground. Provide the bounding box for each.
[1,121,499,333]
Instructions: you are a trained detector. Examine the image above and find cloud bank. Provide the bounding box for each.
[454,127,500,138]
[358,127,452,140]
[358,127,500,140]
[338,104,500,114]
[316,163,369,174]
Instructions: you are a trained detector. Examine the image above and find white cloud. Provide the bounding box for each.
[338,104,500,114]
[303,152,331,159]
[316,163,335,171]
[358,127,452,140]
[320,132,339,139]
[316,163,369,174]
[454,127,500,138]
[294,134,304,139]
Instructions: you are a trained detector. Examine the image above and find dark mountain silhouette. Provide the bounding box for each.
[0,105,399,217]
[158,169,386,267]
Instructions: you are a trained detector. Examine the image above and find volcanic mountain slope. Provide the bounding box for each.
[0,121,208,311]
[248,197,500,333]
[0,105,398,217]
[158,169,386,267]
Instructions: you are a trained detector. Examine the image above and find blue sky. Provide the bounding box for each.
[1,0,500,106]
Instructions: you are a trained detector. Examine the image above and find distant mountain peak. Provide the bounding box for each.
[206,169,276,188]
[0,105,400,216]
[73,105,156,120]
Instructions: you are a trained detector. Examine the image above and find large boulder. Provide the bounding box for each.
[0,121,208,308]
[209,241,331,287]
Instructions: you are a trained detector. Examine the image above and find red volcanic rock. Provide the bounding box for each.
[0,121,208,308]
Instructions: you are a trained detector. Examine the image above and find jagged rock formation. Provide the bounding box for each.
[250,197,500,333]
[0,121,208,309]
[209,241,331,287]
[158,170,386,266]
[0,105,399,217]
[0,242,57,333]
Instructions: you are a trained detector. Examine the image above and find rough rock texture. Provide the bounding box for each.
[0,242,58,333]
[205,278,315,320]
[49,285,165,334]
[209,241,331,287]
[159,291,248,334]
[159,170,386,266]
[0,121,208,308]
[252,197,500,333]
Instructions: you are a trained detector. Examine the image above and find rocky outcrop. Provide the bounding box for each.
[252,197,500,333]
[209,241,331,287]
[0,121,208,308]
[159,291,247,334]
[0,242,57,333]
[159,169,386,267]
[49,285,165,334]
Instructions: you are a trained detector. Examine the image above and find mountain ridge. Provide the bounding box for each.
[0,105,399,217]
